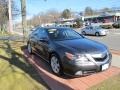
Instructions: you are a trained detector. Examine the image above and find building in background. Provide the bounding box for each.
[84,12,120,24]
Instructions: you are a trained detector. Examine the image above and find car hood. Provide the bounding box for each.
[55,38,107,54]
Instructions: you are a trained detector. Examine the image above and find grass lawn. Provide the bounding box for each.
[89,73,120,90]
[0,40,48,90]
[0,32,9,36]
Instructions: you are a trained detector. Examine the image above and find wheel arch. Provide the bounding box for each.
[49,51,64,75]
[49,51,60,61]
[95,32,100,36]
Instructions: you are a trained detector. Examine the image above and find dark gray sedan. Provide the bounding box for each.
[27,27,112,76]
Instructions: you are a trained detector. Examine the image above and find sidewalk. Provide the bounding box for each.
[112,54,120,68]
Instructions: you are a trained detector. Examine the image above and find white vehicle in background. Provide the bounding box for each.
[81,26,109,36]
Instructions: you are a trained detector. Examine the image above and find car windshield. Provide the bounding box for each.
[47,28,83,41]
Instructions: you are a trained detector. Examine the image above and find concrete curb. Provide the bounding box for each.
[111,49,120,56]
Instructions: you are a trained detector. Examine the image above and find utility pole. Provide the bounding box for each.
[21,0,27,41]
[8,0,13,33]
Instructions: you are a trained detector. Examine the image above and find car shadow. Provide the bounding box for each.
[0,41,50,89]
[83,34,105,37]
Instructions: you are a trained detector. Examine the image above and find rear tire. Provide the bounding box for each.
[50,54,63,76]
[82,31,86,35]
[95,32,100,36]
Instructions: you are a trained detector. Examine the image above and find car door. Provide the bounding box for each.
[36,28,49,59]
[91,26,97,35]
[89,26,94,35]
[30,29,40,52]
[85,26,91,34]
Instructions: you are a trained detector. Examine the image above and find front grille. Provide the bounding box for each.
[93,54,108,62]
[82,70,97,75]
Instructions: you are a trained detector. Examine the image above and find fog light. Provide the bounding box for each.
[75,71,83,75]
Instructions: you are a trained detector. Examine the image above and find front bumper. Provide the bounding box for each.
[100,31,108,36]
[62,53,112,76]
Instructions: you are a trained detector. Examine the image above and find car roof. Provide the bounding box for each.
[40,26,71,30]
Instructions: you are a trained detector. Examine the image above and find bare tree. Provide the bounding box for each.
[46,9,61,21]
[84,7,94,16]
[101,7,112,13]
[20,0,47,40]
[8,0,13,33]
[21,0,27,41]
[0,0,8,32]
[61,9,72,19]
[0,0,18,33]
[27,9,61,27]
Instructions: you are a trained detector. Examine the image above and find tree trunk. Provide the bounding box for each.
[21,0,27,42]
[8,0,13,33]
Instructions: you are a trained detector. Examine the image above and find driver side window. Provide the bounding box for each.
[89,27,93,29]
[86,27,89,29]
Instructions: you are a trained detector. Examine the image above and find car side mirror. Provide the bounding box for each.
[39,37,49,43]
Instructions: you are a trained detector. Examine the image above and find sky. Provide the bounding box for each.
[14,0,120,22]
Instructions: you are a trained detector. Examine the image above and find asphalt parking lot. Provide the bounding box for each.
[77,29,120,51]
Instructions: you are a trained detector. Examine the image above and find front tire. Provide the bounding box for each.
[50,54,63,76]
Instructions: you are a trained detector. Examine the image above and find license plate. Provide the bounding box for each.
[102,63,109,71]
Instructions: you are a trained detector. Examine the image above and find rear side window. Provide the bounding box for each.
[30,28,48,39]
[89,26,93,29]
[85,27,89,29]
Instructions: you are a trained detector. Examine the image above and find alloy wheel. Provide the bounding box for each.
[27,43,32,54]
[95,32,99,36]
[50,56,60,74]
[82,31,86,35]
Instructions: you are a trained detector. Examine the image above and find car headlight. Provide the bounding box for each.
[100,31,105,33]
[65,52,88,61]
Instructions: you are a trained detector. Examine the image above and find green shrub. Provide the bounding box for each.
[112,24,120,28]
[75,19,83,28]
[73,24,77,28]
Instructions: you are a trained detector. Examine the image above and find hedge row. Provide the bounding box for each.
[112,24,120,28]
